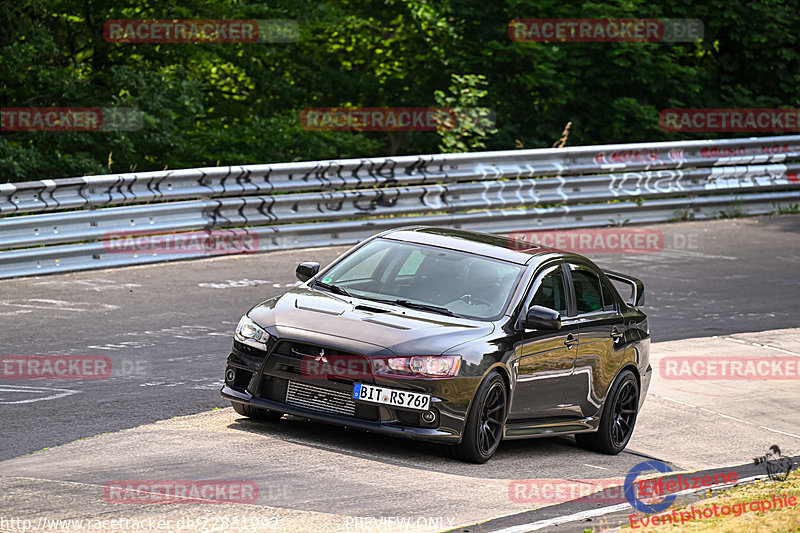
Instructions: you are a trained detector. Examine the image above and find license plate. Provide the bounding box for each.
[352,383,431,411]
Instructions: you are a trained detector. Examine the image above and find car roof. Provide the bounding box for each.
[380,226,561,265]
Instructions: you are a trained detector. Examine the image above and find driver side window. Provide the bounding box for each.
[531,267,568,316]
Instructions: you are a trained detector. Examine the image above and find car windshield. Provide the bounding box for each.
[315,238,525,320]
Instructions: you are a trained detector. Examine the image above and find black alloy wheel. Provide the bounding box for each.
[575,369,639,455]
[451,371,507,463]
[611,379,638,447]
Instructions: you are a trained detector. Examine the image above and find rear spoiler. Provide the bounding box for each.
[604,270,645,307]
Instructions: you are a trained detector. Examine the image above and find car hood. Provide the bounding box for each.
[248,287,495,356]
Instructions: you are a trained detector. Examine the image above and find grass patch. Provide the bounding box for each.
[771,203,800,215]
[719,197,748,219]
[669,207,695,222]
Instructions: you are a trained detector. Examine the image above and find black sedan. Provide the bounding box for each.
[221,226,651,463]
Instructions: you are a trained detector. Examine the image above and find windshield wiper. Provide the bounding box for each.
[312,280,352,297]
[316,291,456,317]
[390,299,456,317]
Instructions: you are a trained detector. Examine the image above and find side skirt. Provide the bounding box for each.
[503,416,600,440]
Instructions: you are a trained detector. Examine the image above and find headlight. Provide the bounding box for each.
[375,355,461,378]
[235,316,269,344]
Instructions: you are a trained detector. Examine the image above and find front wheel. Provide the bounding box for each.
[451,371,507,463]
[575,369,639,455]
[231,402,283,421]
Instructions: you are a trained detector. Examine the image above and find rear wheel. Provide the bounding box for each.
[575,369,638,454]
[231,402,283,421]
[451,371,507,463]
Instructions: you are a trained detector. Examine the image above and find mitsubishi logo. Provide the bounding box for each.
[290,346,328,362]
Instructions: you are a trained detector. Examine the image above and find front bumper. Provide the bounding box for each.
[221,384,460,442]
[221,338,472,443]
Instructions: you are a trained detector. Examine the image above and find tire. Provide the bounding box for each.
[231,401,283,421]
[575,369,639,455]
[451,371,507,463]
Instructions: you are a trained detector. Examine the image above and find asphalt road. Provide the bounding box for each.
[0,215,798,532]
[1,215,799,461]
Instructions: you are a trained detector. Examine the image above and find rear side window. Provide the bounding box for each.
[572,270,603,313]
[570,267,617,313]
[601,280,616,310]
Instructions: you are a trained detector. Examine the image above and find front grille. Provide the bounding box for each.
[266,341,373,383]
[276,341,355,360]
[285,381,356,417]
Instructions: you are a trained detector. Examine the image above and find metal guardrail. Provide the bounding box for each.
[1,135,799,279]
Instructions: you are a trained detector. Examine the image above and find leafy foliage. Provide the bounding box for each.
[1,0,798,182]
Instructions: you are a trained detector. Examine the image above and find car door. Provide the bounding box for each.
[508,262,580,420]
[561,263,627,418]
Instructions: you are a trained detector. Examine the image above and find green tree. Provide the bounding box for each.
[2,0,798,183]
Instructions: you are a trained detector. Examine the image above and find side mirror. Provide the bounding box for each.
[295,261,320,282]
[524,305,561,330]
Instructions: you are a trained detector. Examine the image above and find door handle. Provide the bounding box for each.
[611,328,624,340]
[564,335,578,349]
